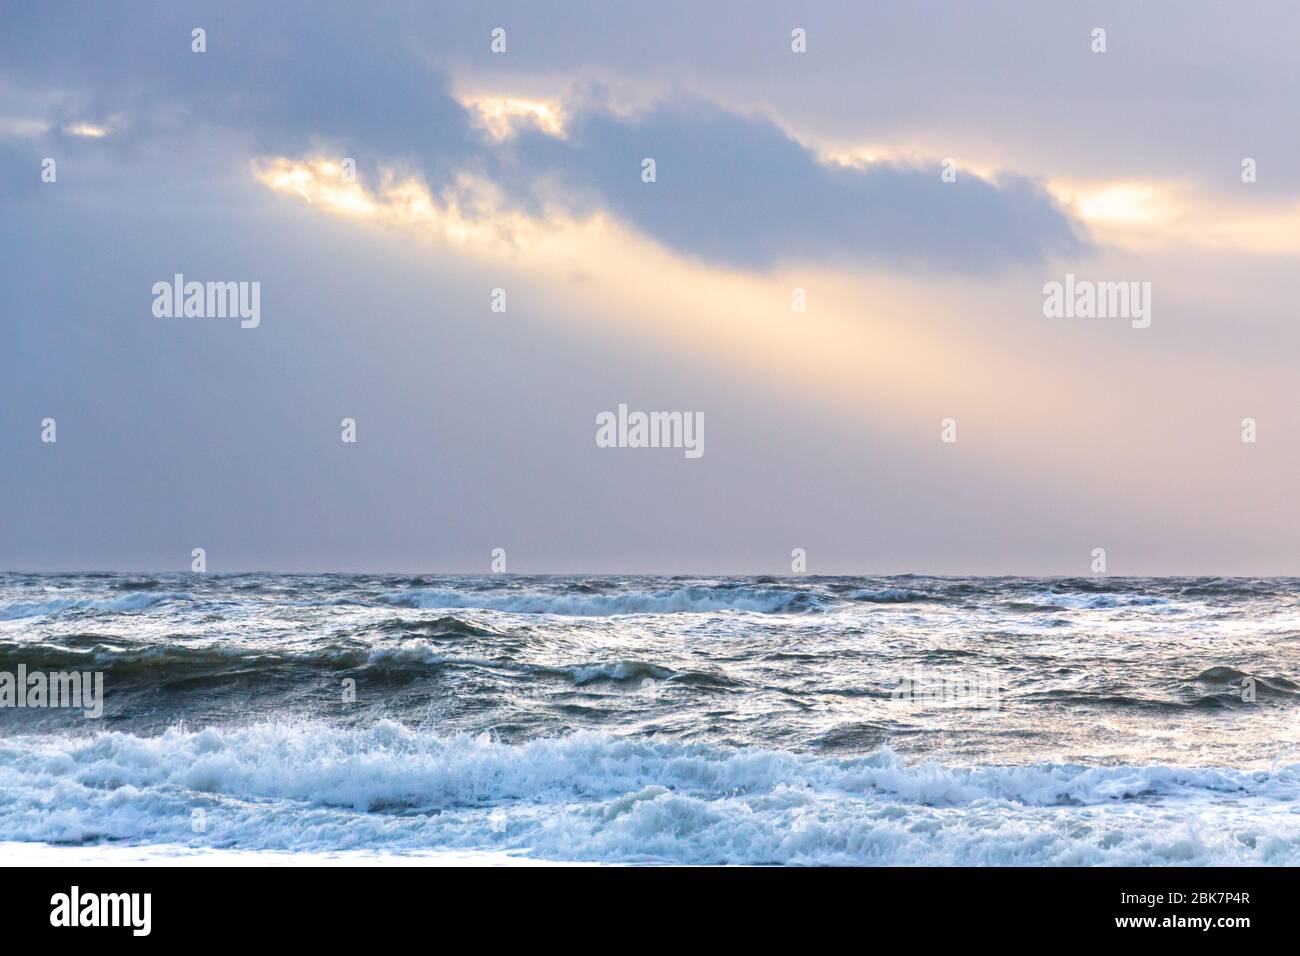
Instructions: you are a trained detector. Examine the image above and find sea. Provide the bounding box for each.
[2,573,1298,865]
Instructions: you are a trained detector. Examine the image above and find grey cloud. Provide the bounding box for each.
[506,97,1086,271]
[1,3,1085,273]
[0,3,480,188]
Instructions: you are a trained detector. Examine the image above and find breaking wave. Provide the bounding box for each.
[1,723,1297,865]
[0,592,193,621]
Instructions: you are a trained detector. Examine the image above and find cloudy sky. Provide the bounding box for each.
[4,1,1299,574]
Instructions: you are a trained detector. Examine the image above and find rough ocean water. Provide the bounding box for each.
[2,573,1299,865]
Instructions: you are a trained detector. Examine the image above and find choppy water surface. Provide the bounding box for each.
[2,574,1298,864]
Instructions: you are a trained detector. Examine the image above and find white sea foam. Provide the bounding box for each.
[383,587,811,616]
[569,661,674,684]
[850,588,928,603]
[1034,592,1171,610]
[1,722,1296,866]
[0,842,584,867]
[0,591,192,620]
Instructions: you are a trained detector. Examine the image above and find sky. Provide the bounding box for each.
[3,1,1300,575]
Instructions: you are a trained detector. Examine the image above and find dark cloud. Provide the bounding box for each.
[1,2,1085,273]
[507,97,1086,271]
[0,3,480,186]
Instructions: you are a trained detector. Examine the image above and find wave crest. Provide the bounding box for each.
[2,723,1298,865]
[383,586,817,616]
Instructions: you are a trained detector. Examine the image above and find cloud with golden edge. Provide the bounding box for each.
[461,94,568,141]
[253,156,553,251]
